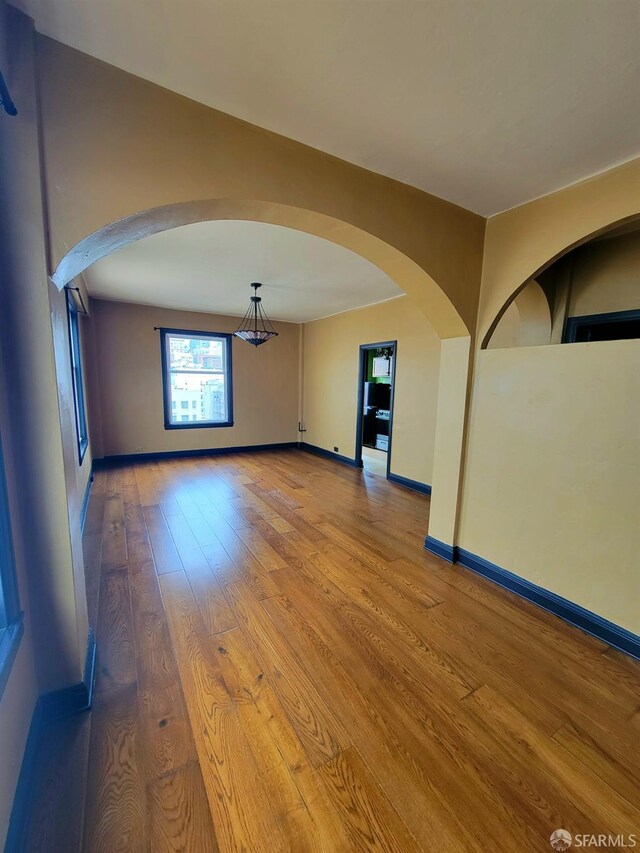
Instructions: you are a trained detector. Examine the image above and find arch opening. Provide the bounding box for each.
[51,198,470,340]
[482,213,640,349]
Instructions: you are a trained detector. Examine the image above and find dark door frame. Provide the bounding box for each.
[354,340,397,479]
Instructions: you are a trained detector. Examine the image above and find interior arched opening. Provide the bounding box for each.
[56,202,472,555]
[482,214,640,350]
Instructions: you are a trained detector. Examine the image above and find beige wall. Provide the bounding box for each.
[0,6,89,845]
[486,300,520,349]
[87,299,300,457]
[479,158,640,347]
[36,36,484,339]
[0,9,87,685]
[48,281,91,662]
[487,279,551,349]
[487,279,552,349]
[488,227,640,348]
[459,341,640,633]
[302,296,440,486]
[465,156,640,636]
[0,283,38,848]
[568,230,640,317]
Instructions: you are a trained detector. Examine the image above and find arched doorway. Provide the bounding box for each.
[54,199,472,554]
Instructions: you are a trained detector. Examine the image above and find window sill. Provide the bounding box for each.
[163,421,235,431]
[0,612,24,702]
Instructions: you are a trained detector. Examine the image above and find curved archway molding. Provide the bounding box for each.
[52,198,469,341]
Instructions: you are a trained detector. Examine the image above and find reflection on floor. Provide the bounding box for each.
[362,445,387,477]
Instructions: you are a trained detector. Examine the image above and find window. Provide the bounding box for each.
[0,431,23,700]
[160,329,233,429]
[67,293,89,462]
[563,309,640,343]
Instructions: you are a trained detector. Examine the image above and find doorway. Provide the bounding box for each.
[355,341,396,479]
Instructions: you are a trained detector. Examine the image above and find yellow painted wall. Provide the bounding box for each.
[487,280,552,349]
[0,6,88,844]
[302,297,440,486]
[486,300,521,349]
[478,158,640,347]
[36,36,484,339]
[0,8,88,691]
[467,158,640,634]
[427,336,471,545]
[568,230,640,317]
[459,341,640,632]
[87,299,300,457]
[0,308,38,849]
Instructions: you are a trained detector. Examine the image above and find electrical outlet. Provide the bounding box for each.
[334,446,339,452]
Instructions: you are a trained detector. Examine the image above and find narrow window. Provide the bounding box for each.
[0,430,23,700]
[67,294,89,463]
[563,309,640,343]
[160,329,233,429]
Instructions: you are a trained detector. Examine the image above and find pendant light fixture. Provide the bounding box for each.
[233,282,279,347]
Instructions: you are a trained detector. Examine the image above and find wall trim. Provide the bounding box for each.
[388,473,431,495]
[4,630,97,852]
[298,442,360,468]
[79,468,94,535]
[455,548,640,660]
[425,537,640,659]
[424,535,458,562]
[93,442,298,467]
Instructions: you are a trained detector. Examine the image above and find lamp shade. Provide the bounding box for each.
[233,283,279,347]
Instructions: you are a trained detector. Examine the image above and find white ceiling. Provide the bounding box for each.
[83,220,404,322]
[15,0,640,216]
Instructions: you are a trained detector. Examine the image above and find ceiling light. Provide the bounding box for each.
[233,283,279,347]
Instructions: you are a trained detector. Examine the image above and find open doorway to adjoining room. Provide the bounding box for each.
[355,341,396,478]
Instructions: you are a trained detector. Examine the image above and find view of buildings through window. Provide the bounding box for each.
[165,332,230,426]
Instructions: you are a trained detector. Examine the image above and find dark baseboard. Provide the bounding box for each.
[298,442,360,468]
[424,535,458,562]
[79,468,94,535]
[93,442,298,467]
[4,630,97,852]
[456,548,640,660]
[425,535,639,659]
[387,473,431,495]
[38,628,97,720]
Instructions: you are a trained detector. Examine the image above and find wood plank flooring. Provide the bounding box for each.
[79,450,640,852]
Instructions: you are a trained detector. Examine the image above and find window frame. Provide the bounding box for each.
[563,308,640,343]
[0,430,23,701]
[159,328,234,430]
[66,293,89,464]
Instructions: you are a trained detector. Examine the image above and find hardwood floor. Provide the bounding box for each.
[79,450,640,852]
